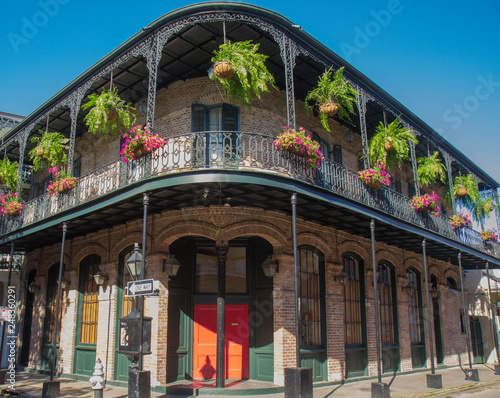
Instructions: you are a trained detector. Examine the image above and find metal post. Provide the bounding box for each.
[138,192,148,371]
[216,245,229,388]
[458,252,478,381]
[51,222,67,381]
[370,220,382,383]
[485,264,500,366]
[0,242,14,372]
[291,192,300,366]
[422,240,435,374]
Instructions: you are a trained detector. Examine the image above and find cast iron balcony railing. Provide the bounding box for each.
[1,131,498,259]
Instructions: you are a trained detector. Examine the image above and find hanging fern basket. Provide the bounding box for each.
[213,61,235,79]
[319,102,339,117]
[107,109,118,122]
[36,147,44,157]
[457,187,468,197]
[384,141,394,152]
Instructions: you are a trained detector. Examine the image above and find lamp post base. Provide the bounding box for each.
[284,367,312,398]
[426,374,442,389]
[42,381,60,398]
[371,382,390,398]
[128,363,150,398]
[465,368,479,381]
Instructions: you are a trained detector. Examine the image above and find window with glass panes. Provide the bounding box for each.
[378,263,397,345]
[43,263,62,344]
[344,254,365,346]
[77,255,100,345]
[299,248,323,347]
[408,269,424,345]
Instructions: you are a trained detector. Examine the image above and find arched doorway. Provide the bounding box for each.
[166,236,274,382]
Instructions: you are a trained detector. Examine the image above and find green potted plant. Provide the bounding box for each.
[417,151,447,187]
[82,87,136,137]
[0,192,23,217]
[0,158,19,191]
[356,159,391,190]
[273,126,325,169]
[29,131,69,170]
[304,67,357,132]
[369,117,418,170]
[120,123,167,162]
[211,40,275,109]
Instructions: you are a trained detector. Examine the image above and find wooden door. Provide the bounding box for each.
[193,304,248,379]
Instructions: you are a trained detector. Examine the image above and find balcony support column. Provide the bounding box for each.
[279,36,298,129]
[0,242,15,380]
[409,140,420,196]
[443,152,456,211]
[215,245,229,388]
[146,35,160,128]
[485,263,500,373]
[16,128,30,196]
[356,90,370,169]
[67,89,87,170]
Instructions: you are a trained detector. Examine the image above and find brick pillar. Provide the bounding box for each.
[143,253,169,386]
[325,261,344,382]
[58,268,78,375]
[273,252,296,386]
[95,262,118,382]
[397,274,412,372]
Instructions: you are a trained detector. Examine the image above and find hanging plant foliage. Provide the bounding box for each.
[0,158,20,191]
[211,40,275,109]
[368,117,418,170]
[82,87,136,138]
[29,131,69,171]
[304,67,358,132]
[417,151,447,188]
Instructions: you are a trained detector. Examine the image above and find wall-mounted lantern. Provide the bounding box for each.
[163,255,181,278]
[261,256,278,277]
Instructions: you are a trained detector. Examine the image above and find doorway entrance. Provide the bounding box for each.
[193,304,249,379]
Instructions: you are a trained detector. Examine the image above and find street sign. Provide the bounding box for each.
[126,279,155,297]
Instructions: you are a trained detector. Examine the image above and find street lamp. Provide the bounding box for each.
[126,243,143,280]
[163,255,181,278]
[261,256,278,277]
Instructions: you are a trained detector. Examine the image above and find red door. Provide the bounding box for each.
[193,304,249,379]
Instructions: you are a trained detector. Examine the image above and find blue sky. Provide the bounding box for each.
[1,0,499,185]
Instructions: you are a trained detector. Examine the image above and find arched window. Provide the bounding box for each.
[407,268,425,368]
[343,253,367,378]
[447,276,458,291]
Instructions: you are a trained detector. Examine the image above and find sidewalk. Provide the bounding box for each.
[1,365,499,397]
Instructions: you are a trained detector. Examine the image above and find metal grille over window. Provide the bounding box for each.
[344,255,363,346]
[79,257,100,345]
[408,270,423,345]
[299,248,321,347]
[379,263,396,345]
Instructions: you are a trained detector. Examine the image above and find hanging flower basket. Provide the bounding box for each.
[451,213,472,229]
[384,141,394,152]
[356,160,391,190]
[456,187,468,197]
[319,102,339,117]
[410,192,440,216]
[213,61,235,79]
[121,123,167,162]
[36,147,45,157]
[273,126,325,170]
[47,167,78,196]
[107,108,118,122]
[480,230,498,243]
[0,193,23,217]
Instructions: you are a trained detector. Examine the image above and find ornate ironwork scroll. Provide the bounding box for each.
[443,151,456,211]
[356,89,370,169]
